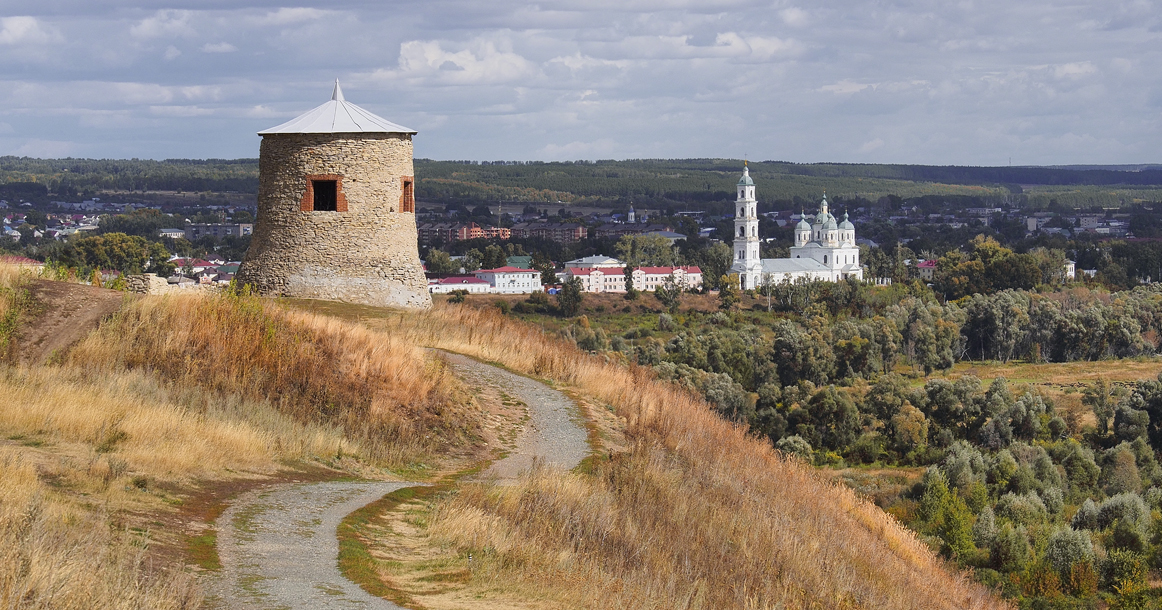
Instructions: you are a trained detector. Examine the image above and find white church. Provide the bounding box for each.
[731,164,864,290]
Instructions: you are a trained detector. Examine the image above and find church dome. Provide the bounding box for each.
[825,217,838,231]
[738,164,754,186]
[796,217,811,231]
[838,211,854,231]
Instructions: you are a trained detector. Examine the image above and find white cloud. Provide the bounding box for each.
[383,38,536,84]
[257,8,331,26]
[780,8,810,27]
[713,32,799,60]
[1053,61,1097,79]
[859,138,885,153]
[164,46,182,60]
[12,139,76,158]
[149,105,215,117]
[201,42,237,53]
[131,10,195,40]
[820,80,874,95]
[0,16,60,45]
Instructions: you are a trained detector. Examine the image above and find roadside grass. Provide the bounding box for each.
[323,302,1012,609]
[67,289,482,470]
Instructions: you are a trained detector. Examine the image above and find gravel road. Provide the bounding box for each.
[208,481,414,610]
[205,353,590,608]
[440,352,589,479]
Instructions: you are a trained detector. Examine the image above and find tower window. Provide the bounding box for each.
[312,180,337,211]
[300,174,347,212]
[400,176,415,213]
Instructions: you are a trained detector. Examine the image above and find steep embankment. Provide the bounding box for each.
[348,303,1010,610]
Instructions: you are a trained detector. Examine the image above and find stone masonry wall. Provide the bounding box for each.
[237,133,432,309]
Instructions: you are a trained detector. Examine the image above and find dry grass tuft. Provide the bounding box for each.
[374,304,1009,609]
[0,448,201,610]
[68,290,479,466]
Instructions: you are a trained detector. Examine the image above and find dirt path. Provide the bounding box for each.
[205,354,589,609]
[17,279,126,365]
[441,352,590,480]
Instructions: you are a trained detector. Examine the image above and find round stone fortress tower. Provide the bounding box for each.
[237,81,431,309]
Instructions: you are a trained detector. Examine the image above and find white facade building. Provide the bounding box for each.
[730,165,863,289]
[562,266,703,293]
[428,276,492,294]
[473,266,541,294]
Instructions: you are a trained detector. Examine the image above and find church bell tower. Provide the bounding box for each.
[731,163,762,290]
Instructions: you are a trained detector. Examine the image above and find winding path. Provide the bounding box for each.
[206,352,589,609]
[441,352,590,481]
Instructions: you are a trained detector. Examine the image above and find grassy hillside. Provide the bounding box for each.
[1,265,1010,609]
[0,268,485,608]
[293,302,1009,609]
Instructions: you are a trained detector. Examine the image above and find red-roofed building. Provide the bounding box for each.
[473,266,540,294]
[915,259,937,281]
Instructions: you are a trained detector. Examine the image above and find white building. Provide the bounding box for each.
[473,266,541,294]
[562,265,703,293]
[564,255,624,269]
[428,276,492,294]
[731,165,863,289]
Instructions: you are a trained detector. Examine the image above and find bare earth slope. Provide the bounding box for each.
[17,279,126,365]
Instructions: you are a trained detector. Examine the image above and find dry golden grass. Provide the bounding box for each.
[367,304,1009,610]
[68,290,481,468]
[0,365,352,479]
[0,447,201,610]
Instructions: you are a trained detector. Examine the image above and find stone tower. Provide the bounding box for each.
[237,81,431,309]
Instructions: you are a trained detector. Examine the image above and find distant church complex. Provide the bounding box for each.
[731,164,863,289]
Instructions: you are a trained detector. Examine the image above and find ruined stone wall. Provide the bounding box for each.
[237,133,431,309]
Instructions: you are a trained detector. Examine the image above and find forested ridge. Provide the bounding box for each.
[3,156,1162,207]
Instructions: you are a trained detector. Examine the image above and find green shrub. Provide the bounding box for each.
[996,491,1048,526]
[775,435,812,460]
[1045,528,1093,577]
[992,523,1031,573]
[974,506,997,548]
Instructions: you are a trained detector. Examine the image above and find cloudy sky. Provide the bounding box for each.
[0,1,1159,164]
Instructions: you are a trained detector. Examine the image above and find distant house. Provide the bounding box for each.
[184,223,253,240]
[473,266,541,294]
[429,276,491,294]
[159,228,186,239]
[916,259,937,281]
[1064,260,1076,281]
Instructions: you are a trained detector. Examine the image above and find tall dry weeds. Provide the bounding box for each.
[68,290,479,466]
[375,304,1009,609]
[0,448,200,610]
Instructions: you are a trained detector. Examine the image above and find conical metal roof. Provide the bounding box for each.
[258,80,417,135]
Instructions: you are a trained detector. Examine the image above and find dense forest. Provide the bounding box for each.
[4,156,1162,209]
